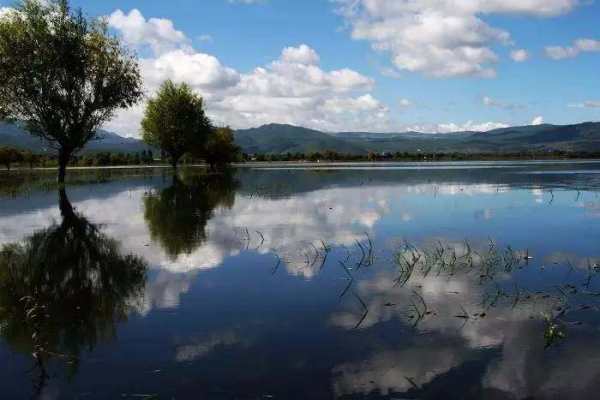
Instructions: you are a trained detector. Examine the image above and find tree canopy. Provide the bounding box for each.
[141,80,212,168]
[0,0,143,182]
[204,127,241,170]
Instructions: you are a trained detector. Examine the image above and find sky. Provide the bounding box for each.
[1,0,600,137]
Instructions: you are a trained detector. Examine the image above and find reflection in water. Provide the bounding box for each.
[0,190,147,398]
[143,171,237,260]
[331,239,600,399]
[1,164,600,399]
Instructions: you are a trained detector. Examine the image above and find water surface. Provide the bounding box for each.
[1,161,600,399]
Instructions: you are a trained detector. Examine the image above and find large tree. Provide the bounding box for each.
[0,0,143,183]
[141,80,213,169]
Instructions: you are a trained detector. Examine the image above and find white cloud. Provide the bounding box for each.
[102,8,543,137]
[531,115,544,125]
[281,44,320,65]
[105,9,388,135]
[545,38,600,60]
[569,100,600,108]
[434,120,509,132]
[139,49,241,92]
[334,0,578,78]
[510,49,529,62]
[108,9,189,54]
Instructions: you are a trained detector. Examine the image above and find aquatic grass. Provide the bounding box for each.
[407,290,431,328]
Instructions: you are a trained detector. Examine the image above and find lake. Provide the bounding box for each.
[1,161,600,399]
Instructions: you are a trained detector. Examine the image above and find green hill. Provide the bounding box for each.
[3,120,600,156]
[236,122,600,155]
[234,123,367,155]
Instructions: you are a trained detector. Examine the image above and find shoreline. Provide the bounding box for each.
[2,158,600,173]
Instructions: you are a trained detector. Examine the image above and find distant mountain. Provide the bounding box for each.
[235,122,600,155]
[0,122,151,154]
[234,123,367,155]
[4,120,600,156]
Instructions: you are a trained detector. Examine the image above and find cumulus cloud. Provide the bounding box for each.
[139,49,241,92]
[531,115,544,125]
[510,49,529,62]
[108,9,189,54]
[280,44,320,65]
[102,8,546,136]
[334,0,578,78]
[105,8,388,135]
[545,38,600,60]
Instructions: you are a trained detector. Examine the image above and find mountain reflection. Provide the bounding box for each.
[143,170,238,260]
[0,189,147,398]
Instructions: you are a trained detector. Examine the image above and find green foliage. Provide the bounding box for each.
[0,0,143,181]
[143,171,237,260]
[0,189,147,392]
[141,80,212,168]
[205,127,242,169]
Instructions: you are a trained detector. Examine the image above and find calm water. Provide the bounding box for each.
[1,161,600,399]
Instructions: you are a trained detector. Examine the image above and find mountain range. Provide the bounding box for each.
[235,122,600,154]
[2,121,600,155]
[0,122,152,154]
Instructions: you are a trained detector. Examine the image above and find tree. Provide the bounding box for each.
[0,147,23,170]
[141,80,212,169]
[21,150,38,169]
[204,127,241,170]
[0,0,143,183]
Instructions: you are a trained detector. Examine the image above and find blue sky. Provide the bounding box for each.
[2,0,599,136]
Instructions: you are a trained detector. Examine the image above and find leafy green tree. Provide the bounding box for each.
[141,80,212,169]
[0,0,143,183]
[0,189,147,396]
[205,127,241,170]
[143,171,237,260]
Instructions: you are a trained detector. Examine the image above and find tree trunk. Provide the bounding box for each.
[58,187,75,220]
[57,149,70,184]
[171,156,180,171]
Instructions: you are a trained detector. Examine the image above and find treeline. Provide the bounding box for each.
[246,150,600,162]
[0,147,158,170]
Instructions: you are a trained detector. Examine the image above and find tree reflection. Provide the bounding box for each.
[0,189,147,398]
[143,170,238,260]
